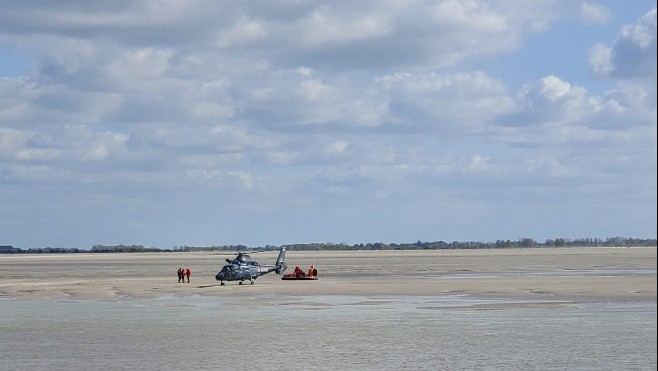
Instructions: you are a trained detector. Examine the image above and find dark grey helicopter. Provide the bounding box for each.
[215,246,287,285]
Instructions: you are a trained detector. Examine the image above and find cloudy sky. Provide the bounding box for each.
[0,1,656,249]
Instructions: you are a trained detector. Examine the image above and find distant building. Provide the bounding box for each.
[0,245,19,253]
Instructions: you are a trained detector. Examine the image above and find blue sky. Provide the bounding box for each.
[0,1,656,249]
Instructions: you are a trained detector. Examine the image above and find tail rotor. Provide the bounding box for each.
[275,246,287,274]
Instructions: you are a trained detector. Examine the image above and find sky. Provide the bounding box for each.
[0,1,656,249]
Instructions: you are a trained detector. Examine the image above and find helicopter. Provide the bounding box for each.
[215,246,287,285]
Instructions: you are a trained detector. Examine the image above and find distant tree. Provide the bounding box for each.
[520,238,536,248]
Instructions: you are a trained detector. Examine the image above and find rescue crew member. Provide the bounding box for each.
[308,265,315,277]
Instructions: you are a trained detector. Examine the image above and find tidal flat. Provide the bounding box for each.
[1,248,656,370]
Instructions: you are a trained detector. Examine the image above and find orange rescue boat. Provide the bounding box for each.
[282,273,318,280]
[283,266,318,280]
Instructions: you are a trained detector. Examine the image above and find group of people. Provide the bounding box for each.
[293,265,318,278]
[177,267,191,283]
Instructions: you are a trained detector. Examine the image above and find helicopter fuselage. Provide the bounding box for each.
[215,263,260,284]
[215,247,287,285]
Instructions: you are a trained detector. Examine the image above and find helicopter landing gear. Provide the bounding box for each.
[220,282,225,286]
[238,281,243,285]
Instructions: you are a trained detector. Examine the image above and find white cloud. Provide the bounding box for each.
[433,1,508,32]
[297,78,334,102]
[82,131,130,161]
[589,7,657,79]
[0,127,59,161]
[502,73,655,134]
[539,75,578,101]
[377,70,515,132]
[106,47,174,79]
[580,2,612,24]
[299,6,391,45]
[325,140,349,155]
[229,170,255,190]
[588,43,614,77]
[621,8,657,49]
[215,16,266,48]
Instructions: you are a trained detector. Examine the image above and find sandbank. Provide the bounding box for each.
[0,247,655,302]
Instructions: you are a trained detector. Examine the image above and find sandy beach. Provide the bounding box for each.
[0,247,655,302]
[1,247,656,370]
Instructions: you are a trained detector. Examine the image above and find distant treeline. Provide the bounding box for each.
[1,237,656,254]
[0,244,162,254]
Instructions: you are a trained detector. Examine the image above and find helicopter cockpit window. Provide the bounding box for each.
[238,254,252,263]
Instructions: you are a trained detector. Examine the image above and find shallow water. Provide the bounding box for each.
[1,295,655,370]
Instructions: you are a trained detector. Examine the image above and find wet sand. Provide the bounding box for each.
[0,247,655,302]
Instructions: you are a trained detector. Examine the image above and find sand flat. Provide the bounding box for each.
[0,247,655,301]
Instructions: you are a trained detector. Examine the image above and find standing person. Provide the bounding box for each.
[177,267,183,283]
[185,268,191,283]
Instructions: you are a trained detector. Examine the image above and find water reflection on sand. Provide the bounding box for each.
[1,294,655,371]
